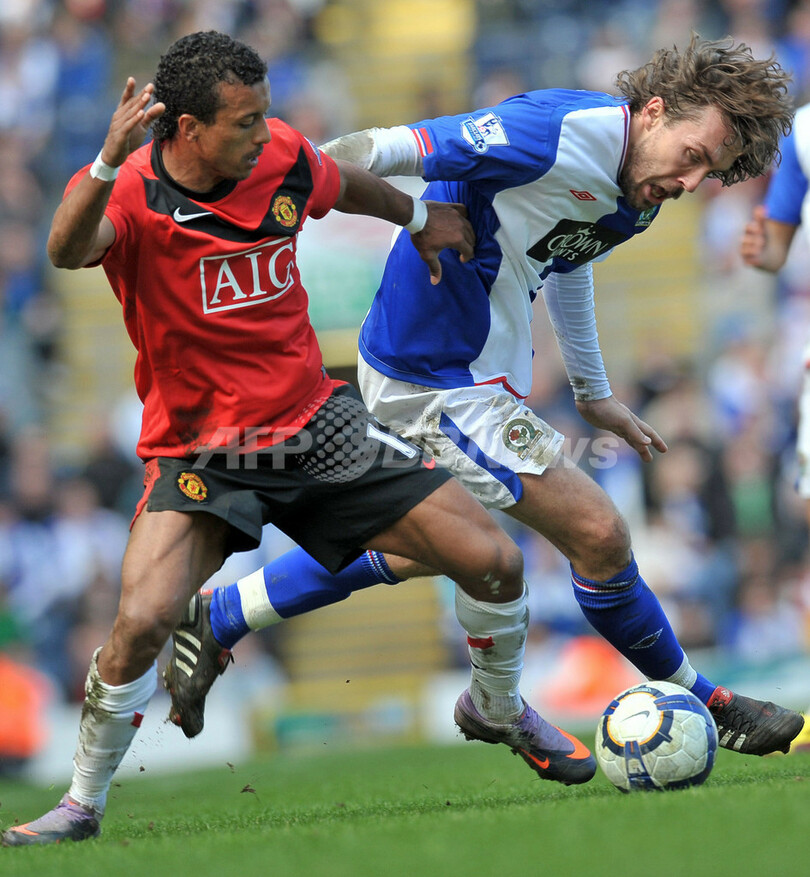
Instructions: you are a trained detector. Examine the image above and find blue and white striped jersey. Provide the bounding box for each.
[358,89,660,399]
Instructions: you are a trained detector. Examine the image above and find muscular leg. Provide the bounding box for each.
[366,478,523,601]
[507,462,632,577]
[70,509,229,812]
[207,481,505,649]
[207,459,700,697]
[506,463,713,698]
[366,478,530,720]
[101,509,229,683]
[203,479,530,723]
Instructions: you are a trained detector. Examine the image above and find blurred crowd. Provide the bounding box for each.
[2,0,810,719]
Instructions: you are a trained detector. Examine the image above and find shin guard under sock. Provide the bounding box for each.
[571,556,715,703]
[68,648,157,814]
[454,584,528,721]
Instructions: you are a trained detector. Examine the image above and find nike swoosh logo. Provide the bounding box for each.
[557,729,594,760]
[521,750,550,770]
[627,710,651,721]
[518,727,594,772]
[173,207,213,223]
[518,733,593,769]
[10,825,39,836]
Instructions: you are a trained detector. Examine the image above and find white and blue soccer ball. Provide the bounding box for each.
[595,681,718,792]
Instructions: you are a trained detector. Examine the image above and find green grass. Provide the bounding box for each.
[1,742,808,877]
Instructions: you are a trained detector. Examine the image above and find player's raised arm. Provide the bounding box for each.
[332,159,474,284]
[47,78,165,269]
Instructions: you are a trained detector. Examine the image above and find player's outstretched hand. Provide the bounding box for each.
[575,395,668,463]
[98,77,166,170]
[412,202,476,285]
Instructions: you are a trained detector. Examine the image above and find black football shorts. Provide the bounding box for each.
[137,385,451,572]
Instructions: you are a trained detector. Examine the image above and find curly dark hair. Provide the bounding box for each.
[616,34,793,185]
[151,31,268,143]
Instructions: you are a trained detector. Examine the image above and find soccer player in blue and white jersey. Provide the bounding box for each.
[167,37,803,763]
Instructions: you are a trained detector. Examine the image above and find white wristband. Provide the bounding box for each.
[404,196,428,234]
[89,150,120,182]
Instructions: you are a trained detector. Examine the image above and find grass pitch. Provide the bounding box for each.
[1,741,807,877]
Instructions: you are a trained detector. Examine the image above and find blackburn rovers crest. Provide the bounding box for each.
[503,417,537,457]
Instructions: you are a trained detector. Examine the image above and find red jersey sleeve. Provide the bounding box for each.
[64,165,89,194]
[295,130,341,220]
[62,153,146,270]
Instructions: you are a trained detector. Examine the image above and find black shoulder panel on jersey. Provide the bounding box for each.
[142,145,316,243]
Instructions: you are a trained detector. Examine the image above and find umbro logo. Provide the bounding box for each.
[570,189,597,201]
[173,207,213,223]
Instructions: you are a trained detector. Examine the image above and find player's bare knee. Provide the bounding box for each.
[601,513,631,557]
[111,604,173,663]
[482,537,524,599]
[571,510,631,573]
[499,538,524,587]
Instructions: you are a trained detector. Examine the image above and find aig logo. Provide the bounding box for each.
[200,238,296,314]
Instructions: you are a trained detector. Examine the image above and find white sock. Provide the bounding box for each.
[68,648,157,815]
[663,653,698,690]
[454,583,528,722]
[236,567,283,628]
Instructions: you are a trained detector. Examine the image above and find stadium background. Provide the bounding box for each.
[2,0,810,778]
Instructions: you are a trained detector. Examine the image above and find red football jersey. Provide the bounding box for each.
[66,119,342,459]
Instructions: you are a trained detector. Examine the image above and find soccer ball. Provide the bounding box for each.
[595,681,718,792]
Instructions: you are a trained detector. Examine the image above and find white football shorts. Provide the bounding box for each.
[358,358,564,510]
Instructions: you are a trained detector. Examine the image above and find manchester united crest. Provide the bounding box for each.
[177,471,208,502]
[502,417,537,458]
[272,194,298,228]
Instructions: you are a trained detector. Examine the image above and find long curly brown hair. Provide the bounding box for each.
[616,34,793,185]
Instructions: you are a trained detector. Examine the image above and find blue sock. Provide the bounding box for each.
[571,556,716,703]
[209,548,400,648]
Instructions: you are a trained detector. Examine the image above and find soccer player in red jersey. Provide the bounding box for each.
[0,32,597,847]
